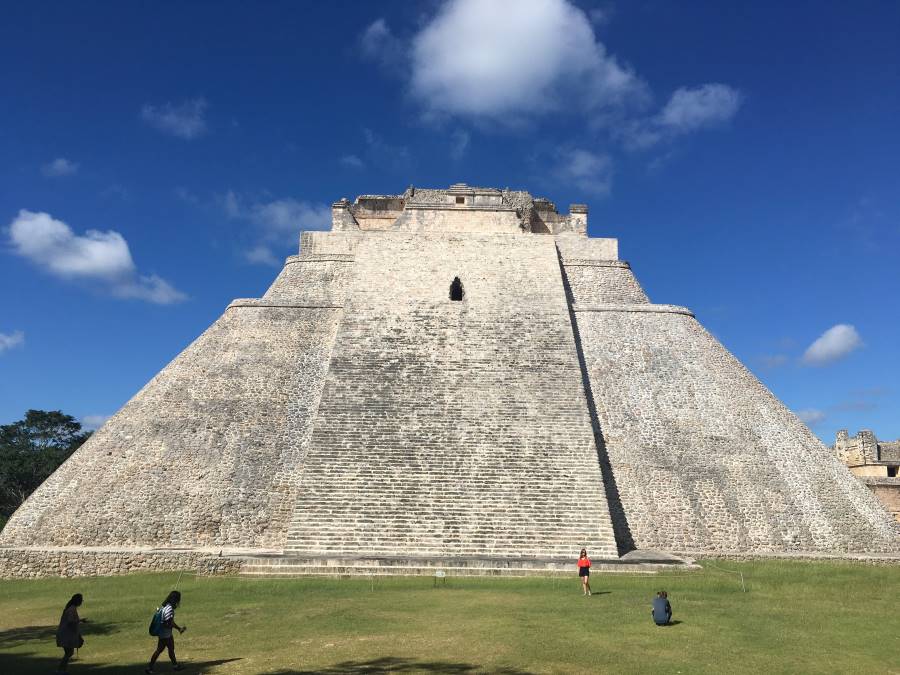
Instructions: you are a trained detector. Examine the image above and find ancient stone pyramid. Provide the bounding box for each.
[3,184,898,571]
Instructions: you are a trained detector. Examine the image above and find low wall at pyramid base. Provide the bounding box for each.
[2,546,898,579]
[0,546,245,579]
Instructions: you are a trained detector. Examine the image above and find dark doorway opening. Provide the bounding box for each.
[450,277,464,301]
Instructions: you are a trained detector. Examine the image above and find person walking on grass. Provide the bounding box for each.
[577,548,592,595]
[652,590,673,625]
[56,593,87,674]
[146,590,186,673]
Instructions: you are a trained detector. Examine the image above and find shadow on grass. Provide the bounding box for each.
[0,621,120,648]
[268,657,535,674]
[0,652,240,674]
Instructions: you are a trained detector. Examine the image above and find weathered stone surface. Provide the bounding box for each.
[286,232,618,559]
[1,183,896,579]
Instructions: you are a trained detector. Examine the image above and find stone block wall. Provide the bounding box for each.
[0,548,242,580]
[571,307,900,554]
[0,302,343,551]
[560,261,649,305]
[285,231,618,559]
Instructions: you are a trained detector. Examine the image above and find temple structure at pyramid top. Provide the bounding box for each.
[1,183,897,578]
[331,183,592,237]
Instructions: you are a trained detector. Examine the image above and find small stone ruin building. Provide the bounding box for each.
[834,430,900,522]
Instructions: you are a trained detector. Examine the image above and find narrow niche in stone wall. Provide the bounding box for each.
[450,277,464,301]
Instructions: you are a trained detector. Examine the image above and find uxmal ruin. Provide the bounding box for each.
[2,184,897,577]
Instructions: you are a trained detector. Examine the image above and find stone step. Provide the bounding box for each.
[234,552,697,578]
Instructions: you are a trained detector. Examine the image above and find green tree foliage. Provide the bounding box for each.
[0,410,91,525]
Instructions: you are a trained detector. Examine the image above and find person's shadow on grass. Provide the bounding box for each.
[0,621,120,649]
[266,656,534,674]
[0,651,241,674]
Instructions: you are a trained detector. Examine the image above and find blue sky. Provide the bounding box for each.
[1,0,898,443]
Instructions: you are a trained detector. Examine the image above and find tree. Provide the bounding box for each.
[0,410,92,526]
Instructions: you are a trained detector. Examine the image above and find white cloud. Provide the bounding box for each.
[41,157,79,177]
[7,210,186,304]
[409,0,646,120]
[81,414,111,431]
[553,148,613,195]
[360,18,404,69]
[339,154,365,169]
[141,98,208,139]
[0,330,25,354]
[802,324,863,366]
[797,408,826,426]
[659,84,743,133]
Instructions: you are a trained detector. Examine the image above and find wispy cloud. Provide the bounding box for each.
[621,84,743,149]
[7,210,186,304]
[449,129,470,160]
[659,84,743,133]
[758,354,789,370]
[81,414,111,431]
[360,18,404,70]
[220,191,331,266]
[0,330,25,354]
[552,148,613,195]
[797,408,826,426]
[339,154,365,170]
[801,324,863,366]
[363,128,412,172]
[141,98,208,139]
[41,157,79,177]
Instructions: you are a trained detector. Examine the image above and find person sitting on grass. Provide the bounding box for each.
[652,590,672,625]
[56,593,87,674]
[577,548,592,596]
[146,590,186,673]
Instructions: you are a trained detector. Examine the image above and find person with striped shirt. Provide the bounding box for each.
[146,590,186,673]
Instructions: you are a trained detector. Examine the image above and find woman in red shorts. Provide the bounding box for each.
[577,548,592,595]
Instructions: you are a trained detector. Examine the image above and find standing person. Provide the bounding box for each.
[56,593,86,674]
[146,590,186,673]
[577,548,592,596]
[652,590,673,625]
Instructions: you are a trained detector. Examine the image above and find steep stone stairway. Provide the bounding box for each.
[281,233,619,563]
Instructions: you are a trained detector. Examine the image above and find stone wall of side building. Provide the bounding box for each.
[833,430,900,522]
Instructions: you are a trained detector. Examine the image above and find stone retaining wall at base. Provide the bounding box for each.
[0,548,244,579]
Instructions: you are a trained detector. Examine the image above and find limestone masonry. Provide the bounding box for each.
[834,430,900,523]
[2,184,897,577]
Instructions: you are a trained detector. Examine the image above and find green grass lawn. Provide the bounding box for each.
[1,560,897,674]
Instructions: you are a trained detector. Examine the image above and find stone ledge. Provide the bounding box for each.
[562,260,631,269]
[285,254,355,264]
[686,550,900,564]
[572,303,695,317]
[227,299,344,310]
